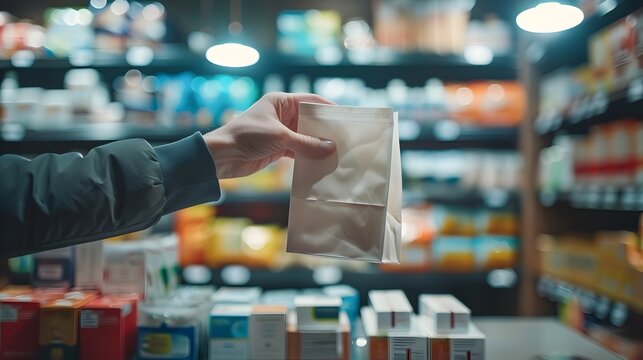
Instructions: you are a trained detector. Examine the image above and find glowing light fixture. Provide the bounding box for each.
[206,42,259,67]
[516,2,584,33]
[205,0,259,67]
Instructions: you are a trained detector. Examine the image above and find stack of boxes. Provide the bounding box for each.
[361,291,485,360]
[419,294,485,360]
[289,295,351,360]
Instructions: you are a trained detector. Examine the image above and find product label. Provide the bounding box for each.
[138,326,197,360]
[80,310,99,328]
[451,338,484,360]
[299,332,341,360]
[0,305,17,322]
[210,339,248,359]
[250,315,285,359]
[38,264,64,280]
[389,336,427,360]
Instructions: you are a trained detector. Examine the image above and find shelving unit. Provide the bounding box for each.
[207,267,520,315]
[518,0,643,343]
[0,122,518,153]
[0,1,524,318]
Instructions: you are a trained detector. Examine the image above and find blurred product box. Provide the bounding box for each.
[102,235,178,300]
[249,305,288,360]
[419,294,471,334]
[79,295,138,360]
[137,303,200,360]
[209,304,251,359]
[276,10,341,57]
[540,231,643,310]
[433,236,475,272]
[323,285,360,324]
[261,289,298,309]
[74,241,103,290]
[361,306,428,360]
[39,294,98,360]
[368,290,413,332]
[175,205,215,266]
[32,246,74,288]
[287,311,351,360]
[0,291,62,359]
[211,286,262,305]
[101,240,147,295]
[0,285,32,298]
[420,317,485,360]
[474,235,518,269]
[587,324,643,360]
[294,295,342,331]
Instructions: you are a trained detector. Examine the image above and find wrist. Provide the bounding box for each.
[203,128,236,179]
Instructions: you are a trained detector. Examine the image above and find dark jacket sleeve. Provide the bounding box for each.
[0,132,220,258]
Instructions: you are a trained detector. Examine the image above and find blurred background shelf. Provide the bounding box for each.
[536,78,643,138]
[404,184,519,208]
[206,266,520,315]
[0,122,519,153]
[539,189,643,212]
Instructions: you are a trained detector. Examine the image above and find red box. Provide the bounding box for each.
[80,295,138,360]
[0,293,62,359]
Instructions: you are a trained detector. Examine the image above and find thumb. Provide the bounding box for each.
[284,130,336,158]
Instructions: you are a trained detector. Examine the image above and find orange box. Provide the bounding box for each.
[80,295,139,360]
[39,295,97,360]
[1,292,62,359]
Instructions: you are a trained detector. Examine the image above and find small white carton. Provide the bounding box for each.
[368,290,412,332]
[74,241,103,290]
[294,295,341,331]
[249,305,287,360]
[419,294,471,334]
[209,304,251,360]
[361,306,428,360]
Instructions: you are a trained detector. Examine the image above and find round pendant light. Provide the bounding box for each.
[516,2,584,33]
[205,0,260,68]
[206,42,259,67]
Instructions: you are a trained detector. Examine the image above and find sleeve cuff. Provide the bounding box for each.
[154,132,221,214]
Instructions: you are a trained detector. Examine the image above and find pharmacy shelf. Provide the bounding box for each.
[535,77,643,137]
[539,188,643,212]
[0,123,206,153]
[0,46,517,82]
[535,0,643,74]
[0,123,518,153]
[404,184,519,208]
[207,267,520,315]
[538,275,643,316]
[400,124,518,150]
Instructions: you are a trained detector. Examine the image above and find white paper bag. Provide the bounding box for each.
[287,103,402,263]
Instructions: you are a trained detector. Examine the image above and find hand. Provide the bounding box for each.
[203,92,336,179]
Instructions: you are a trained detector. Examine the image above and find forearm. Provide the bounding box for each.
[0,133,220,258]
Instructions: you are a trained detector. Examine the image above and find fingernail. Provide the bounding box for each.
[320,140,335,151]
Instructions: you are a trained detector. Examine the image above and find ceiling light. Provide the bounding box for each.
[206,43,259,67]
[516,2,584,33]
[204,0,260,68]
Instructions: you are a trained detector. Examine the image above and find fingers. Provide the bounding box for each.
[266,92,335,130]
[283,130,336,158]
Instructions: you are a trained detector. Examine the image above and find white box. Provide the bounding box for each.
[368,290,412,332]
[101,240,146,295]
[74,241,103,290]
[294,295,341,330]
[419,294,471,334]
[287,311,351,360]
[421,317,485,360]
[209,304,251,360]
[362,306,428,360]
[211,287,262,305]
[249,305,287,360]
